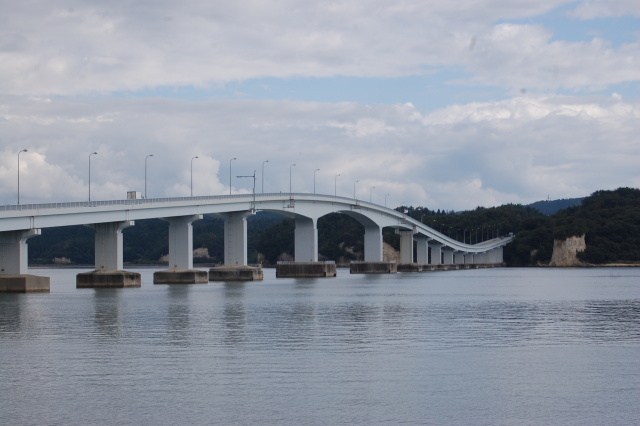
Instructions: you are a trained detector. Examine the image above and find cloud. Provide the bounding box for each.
[2,0,636,95]
[1,94,637,210]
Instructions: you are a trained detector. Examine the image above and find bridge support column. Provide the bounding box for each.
[488,247,504,264]
[429,242,443,265]
[77,221,141,288]
[294,217,318,262]
[154,215,208,284]
[166,215,202,270]
[399,230,414,264]
[442,248,454,265]
[464,253,474,264]
[0,229,50,292]
[224,212,250,266]
[454,252,465,265]
[209,211,263,282]
[364,225,383,262]
[416,236,429,265]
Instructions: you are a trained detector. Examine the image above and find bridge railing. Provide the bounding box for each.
[0,193,372,213]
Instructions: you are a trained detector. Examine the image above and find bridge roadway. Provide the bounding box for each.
[0,193,512,276]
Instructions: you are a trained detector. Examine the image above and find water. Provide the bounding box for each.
[1,267,639,425]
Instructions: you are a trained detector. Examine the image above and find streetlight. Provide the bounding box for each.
[289,163,296,194]
[420,214,426,223]
[145,154,153,199]
[370,186,375,203]
[237,170,257,210]
[191,156,199,196]
[17,149,27,204]
[262,160,269,193]
[89,152,97,201]
[334,173,341,196]
[229,157,237,195]
[353,180,359,199]
[385,193,390,207]
[313,168,320,194]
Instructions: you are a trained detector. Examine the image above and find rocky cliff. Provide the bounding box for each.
[548,235,587,266]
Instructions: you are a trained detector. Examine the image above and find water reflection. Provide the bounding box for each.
[167,285,191,346]
[93,290,121,339]
[0,294,24,338]
[223,282,246,345]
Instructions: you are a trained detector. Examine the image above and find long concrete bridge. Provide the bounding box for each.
[0,193,512,290]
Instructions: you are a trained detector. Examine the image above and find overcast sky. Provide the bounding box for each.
[1,0,638,210]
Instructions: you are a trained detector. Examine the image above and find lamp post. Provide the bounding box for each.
[314,168,320,194]
[262,160,269,193]
[229,157,236,195]
[334,173,340,196]
[237,170,257,211]
[17,149,27,204]
[145,154,153,199]
[89,152,97,201]
[385,193,390,207]
[289,163,296,194]
[353,180,359,199]
[190,156,199,197]
[370,186,375,203]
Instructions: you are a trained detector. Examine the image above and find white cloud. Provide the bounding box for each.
[1,94,637,210]
[2,0,636,95]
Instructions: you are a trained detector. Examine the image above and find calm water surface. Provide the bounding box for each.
[1,267,639,425]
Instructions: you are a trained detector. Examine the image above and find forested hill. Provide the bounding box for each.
[527,197,583,215]
[507,187,640,265]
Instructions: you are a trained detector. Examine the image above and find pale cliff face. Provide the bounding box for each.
[548,235,587,267]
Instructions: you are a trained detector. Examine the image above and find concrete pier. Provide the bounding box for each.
[209,265,264,281]
[350,261,397,274]
[397,263,422,272]
[276,261,336,278]
[0,274,50,293]
[76,270,141,288]
[154,269,208,284]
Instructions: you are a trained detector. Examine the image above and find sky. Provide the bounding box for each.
[1,0,639,211]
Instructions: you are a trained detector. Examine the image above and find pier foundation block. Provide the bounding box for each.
[397,263,422,272]
[276,262,337,278]
[350,261,397,274]
[209,266,264,282]
[154,269,209,284]
[76,270,141,288]
[0,274,50,293]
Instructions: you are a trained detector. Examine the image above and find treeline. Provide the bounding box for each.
[27,187,640,267]
[508,187,640,265]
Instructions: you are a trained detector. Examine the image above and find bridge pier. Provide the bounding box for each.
[77,221,141,288]
[209,211,263,282]
[294,217,318,262]
[0,229,50,292]
[442,248,455,265]
[429,242,443,265]
[154,215,208,284]
[364,225,383,262]
[416,236,429,265]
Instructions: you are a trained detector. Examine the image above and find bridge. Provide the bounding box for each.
[0,193,512,290]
